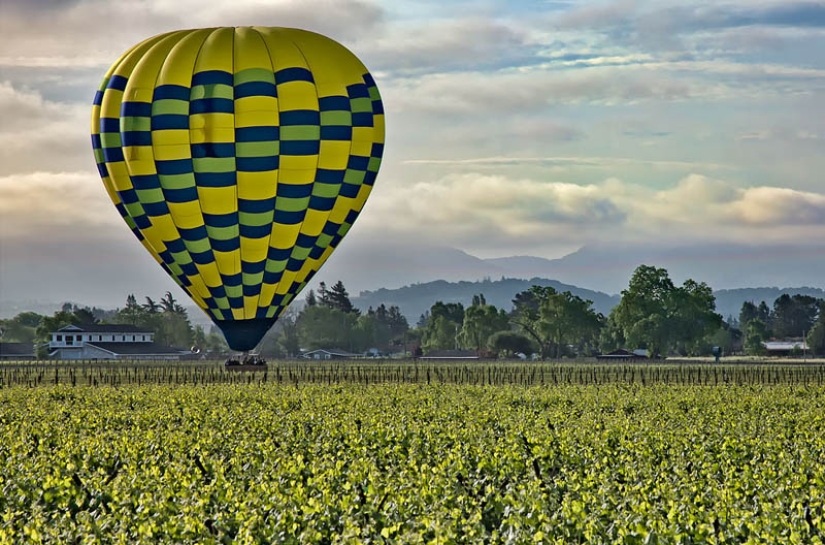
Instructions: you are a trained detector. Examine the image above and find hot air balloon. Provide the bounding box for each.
[91,28,384,352]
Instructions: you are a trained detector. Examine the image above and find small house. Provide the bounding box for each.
[300,349,360,360]
[48,324,184,360]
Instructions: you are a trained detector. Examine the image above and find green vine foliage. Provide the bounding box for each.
[1,382,824,543]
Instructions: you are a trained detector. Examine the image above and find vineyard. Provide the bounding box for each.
[2,362,824,543]
[3,359,825,387]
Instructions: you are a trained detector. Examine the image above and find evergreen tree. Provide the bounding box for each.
[328,280,358,314]
[305,289,317,307]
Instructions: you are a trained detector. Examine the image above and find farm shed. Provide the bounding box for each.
[419,349,482,360]
[763,341,808,357]
[301,349,360,360]
[596,349,649,361]
[0,342,36,360]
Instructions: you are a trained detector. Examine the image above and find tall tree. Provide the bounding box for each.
[117,294,145,326]
[744,319,769,356]
[511,286,603,358]
[305,289,317,307]
[739,301,758,333]
[807,301,825,355]
[511,286,558,358]
[539,290,603,358]
[143,297,161,314]
[459,303,509,351]
[772,294,819,338]
[317,282,330,307]
[0,312,43,343]
[757,301,772,331]
[670,279,723,355]
[487,330,534,357]
[72,307,98,326]
[298,305,358,351]
[611,265,721,357]
[327,280,358,314]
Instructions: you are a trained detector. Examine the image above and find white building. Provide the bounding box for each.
[49,324,184,360]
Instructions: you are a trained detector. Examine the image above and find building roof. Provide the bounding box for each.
[85,342,183,356]
[302,348,359,357]
[57,324,154,334]
[596,348,648,359]
[764,341,808,351]
[0,342,35,356]
[420,349,480,359]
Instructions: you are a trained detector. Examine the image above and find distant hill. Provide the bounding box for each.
[354,278,825,327]
[353,277,621,323]
[311,239,825,296]
[713,287,825,322]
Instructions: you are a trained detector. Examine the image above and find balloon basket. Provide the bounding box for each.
[224,353,268,372]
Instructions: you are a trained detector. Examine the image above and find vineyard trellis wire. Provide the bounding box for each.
[2,360,825,388]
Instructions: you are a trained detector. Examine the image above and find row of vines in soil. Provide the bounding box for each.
[2,360,825,388]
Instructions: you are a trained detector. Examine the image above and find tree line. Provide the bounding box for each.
[4,265,825,358]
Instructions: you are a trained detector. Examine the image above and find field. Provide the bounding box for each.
[2,361,825,543]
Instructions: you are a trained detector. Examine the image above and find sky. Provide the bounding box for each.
[1,0,824,309]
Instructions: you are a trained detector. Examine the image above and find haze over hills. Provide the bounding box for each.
[313,239,825,296]
[3,240,825,324]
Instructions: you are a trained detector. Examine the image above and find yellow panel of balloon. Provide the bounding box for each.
[91,27,384,352]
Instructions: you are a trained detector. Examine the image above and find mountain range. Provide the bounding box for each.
[3,240,825,326]
[313,239,825,297]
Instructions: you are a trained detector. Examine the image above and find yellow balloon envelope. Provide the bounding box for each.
[91,27,384,350]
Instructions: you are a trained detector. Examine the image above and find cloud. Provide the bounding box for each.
[359,17,534,73]
[557,1,825,33]
[0,0,385,68]
[0,171,120,238]
[356,171,825,255]
[0,82,90,175]
[731,187,825,225]
[403,156,732,171]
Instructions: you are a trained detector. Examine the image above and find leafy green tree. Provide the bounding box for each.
[611,265,721,357]
[0,312,43,343]
[488,330,534,357]
[511,286,603,358]
[298,305,358,351]
[757,301,772,331]
[193,325,208,350]
[739,301,758,333]
[745,319,768,356]
[806,301,825,356]
[421,302,464,351]
[670,279,723,355]
[458,302,509,351]
[772,294,819,338]
[278,308,301,357]
[421,315,460,351]
[511,286,556,357]
[71,307,98,326]
[116,294,145,327]
[539,290,603,358]
[205,326,229,355]
[598,312,625,354]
